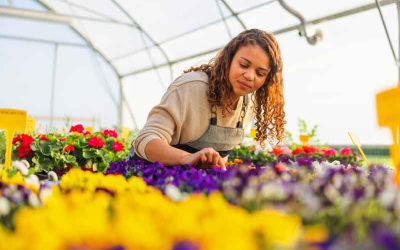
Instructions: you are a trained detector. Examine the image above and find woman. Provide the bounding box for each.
[132,29,285,168]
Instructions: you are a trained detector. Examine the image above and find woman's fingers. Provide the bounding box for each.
[217,157,226,169]
[212,151,219,166]
[204,148,214,163]
[189,148,226,169]
[203,148,223,167]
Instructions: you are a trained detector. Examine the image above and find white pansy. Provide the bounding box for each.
[12,161,28,175]
[25,175,40,190]
[39,188,53,202]
[48,171,58,182]
[0,198,10,215]
[165,184,182,201]
[20,159,30,169]
[243,187,257,201]
[28,193,40,207]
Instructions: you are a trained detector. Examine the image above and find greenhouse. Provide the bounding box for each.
[1,0,400,249]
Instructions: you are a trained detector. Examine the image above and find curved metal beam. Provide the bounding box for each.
[53,0,133,25]
[0,5,134,26]
[375,0,398,65]
[219,0,247,30]
[215,0,232,38]
[109,0,173,77]
[110,0,277,62]
[36,0,138,129]
[277,0,323,45]
[122,0,397,76]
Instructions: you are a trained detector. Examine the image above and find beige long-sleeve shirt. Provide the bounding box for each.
[133,71,255,160]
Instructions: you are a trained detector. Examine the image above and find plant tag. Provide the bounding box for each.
[25,116,36,134]
[0,109,27,169]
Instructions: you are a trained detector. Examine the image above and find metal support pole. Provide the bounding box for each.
[397,1,400,83]
[50,44,58,127]
[375,0,399,65]
[119,77,123,127]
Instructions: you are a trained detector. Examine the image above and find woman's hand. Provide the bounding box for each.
[180,147,226,169]
[144,139,226,168]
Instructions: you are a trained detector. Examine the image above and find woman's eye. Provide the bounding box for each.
[240,64,248,68]
[257,72,266,77]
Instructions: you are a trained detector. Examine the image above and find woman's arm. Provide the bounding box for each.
[145,139,226,168]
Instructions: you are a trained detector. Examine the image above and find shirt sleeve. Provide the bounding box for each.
[133,88,184,160]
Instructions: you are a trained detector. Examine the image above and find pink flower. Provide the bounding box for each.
[340,147,353,156]
[69,124,84,133]
[280,146,292,156]
[88,136,105,148]
[102,129,118,138]
[112,141,124,152]
[321,148,337,157]
[64,144,75,153]
[274,163,287,173]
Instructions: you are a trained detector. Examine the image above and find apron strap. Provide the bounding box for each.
[210,95,249,128]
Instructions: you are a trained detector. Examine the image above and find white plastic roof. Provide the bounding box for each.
[0,0,398,144]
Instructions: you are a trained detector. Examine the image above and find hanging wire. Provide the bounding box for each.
[375,0,399,65]
[215,0,233,38]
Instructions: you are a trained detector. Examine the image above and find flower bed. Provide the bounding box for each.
[0,129,398,249]
[104,146,399,249]
[0,169,301,250]
[1,125,129,175]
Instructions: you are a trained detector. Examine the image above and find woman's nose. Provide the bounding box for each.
[243,69,255,81]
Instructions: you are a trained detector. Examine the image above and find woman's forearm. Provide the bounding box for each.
[144,139,190,165]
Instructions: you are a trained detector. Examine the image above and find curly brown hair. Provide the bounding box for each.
[184,29,285,145]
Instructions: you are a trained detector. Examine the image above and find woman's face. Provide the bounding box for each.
[228,43,270,99]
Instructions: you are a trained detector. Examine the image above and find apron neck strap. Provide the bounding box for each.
[210,95,248,128]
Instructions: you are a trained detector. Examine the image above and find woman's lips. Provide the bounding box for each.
[238,80,251,90]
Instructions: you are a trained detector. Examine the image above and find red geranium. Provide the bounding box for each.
[292,147,305,155]
[88,136,105,148]
[303,146,318,154]
[112,141,124,152]
[64,144,75,153]
[102,129,118,138]
[340,148,353,156]
[13,134,34,158]
[69,124,84,133]
[271,147,284,156]
[321,148,337,157]
[83,131,91,136]
[81,165,94,172]
[39,134,48,141]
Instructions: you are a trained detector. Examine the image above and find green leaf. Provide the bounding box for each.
[39,141,51,156]
[38,157,53,172]
[82,149,95,159]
